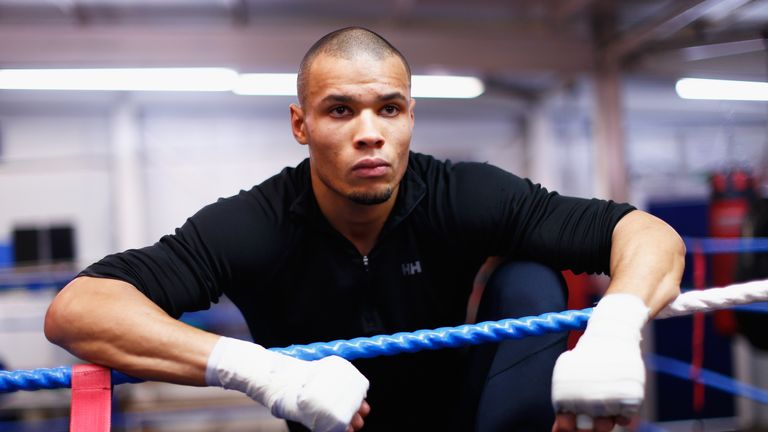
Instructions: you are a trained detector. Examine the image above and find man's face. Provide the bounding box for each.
[290,53,415,206]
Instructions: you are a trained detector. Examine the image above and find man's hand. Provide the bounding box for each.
[348,401,371,432]
[552,413,631,432]
[551,210,684,431]
[551,294,649,431]
[206,337,370,432]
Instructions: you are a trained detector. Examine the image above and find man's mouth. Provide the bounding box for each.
[352,158,391,178]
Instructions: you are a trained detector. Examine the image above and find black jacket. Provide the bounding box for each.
[82,152,634,430]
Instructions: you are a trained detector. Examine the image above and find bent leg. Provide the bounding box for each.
[463,260,569,432]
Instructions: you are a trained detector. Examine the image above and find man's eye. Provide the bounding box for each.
[330,106,350,116]
[381,105,399,116]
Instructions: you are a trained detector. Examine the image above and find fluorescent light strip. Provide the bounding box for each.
[233,73,296,96]
[411,75,485,99]
[234,73,485,98]
[676,78,768,101]
[0,68,238,92]
[0,69,485,99]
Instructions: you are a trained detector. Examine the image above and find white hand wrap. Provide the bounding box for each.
[552,293,650,418]
[206,337,369,432]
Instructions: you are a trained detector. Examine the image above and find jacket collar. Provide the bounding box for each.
[289,153,426,235]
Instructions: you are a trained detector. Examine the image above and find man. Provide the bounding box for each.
[44,27,685,432]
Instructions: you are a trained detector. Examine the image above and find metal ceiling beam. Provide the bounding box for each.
[229,0,249,27]
[638,30,766,60]
[554,0,594,22]
[607,0,752,60]
[0,24,593,73]
[678,38,765,61]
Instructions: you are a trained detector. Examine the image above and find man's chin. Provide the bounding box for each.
[347,187,393,206]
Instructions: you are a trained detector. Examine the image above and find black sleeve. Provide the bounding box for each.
[450,162,635,275]
[80,219,222,318]
[79,190,281,318]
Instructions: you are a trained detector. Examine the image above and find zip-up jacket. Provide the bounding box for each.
[82,151,634,430]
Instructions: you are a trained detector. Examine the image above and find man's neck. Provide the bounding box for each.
[313,183,398,257]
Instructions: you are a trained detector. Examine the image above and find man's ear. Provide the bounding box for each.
[409,97,416,123]
[289,103,308,145]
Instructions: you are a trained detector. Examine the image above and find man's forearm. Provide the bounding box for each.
[46,277,371,431]
[606,210,686,315]
[44,276,219,386]
[551,210,685,430]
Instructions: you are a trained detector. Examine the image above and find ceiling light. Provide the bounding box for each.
[676,77,768,101]
[0,68,238,92]
[233,73,297,96]
[0,68,486,99]
[234,73,485,99]
[412,75,485,99]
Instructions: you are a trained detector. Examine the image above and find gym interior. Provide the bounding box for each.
[0,1,767,431]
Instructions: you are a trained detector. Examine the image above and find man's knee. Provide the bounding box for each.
[463,260,569,431]
[478,260,568,321]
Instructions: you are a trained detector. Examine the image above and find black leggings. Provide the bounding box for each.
[461,260,569,432]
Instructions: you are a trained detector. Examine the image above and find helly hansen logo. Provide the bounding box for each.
[402,260,422,276]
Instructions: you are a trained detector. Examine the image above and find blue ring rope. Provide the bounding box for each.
[1,237,766,393]
[273,309,592,361]
[647,353,768,404]
[683,236,768,254]
[0,308,593,392]
[5,299,768,394]
[6,311,767,406]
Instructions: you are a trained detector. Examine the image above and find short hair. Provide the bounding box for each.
[297,27,412,106]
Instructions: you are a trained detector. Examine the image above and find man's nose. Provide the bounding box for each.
[353,110,385,148]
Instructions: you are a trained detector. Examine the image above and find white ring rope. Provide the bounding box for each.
[657,279,768,319]
[565,279,768,429]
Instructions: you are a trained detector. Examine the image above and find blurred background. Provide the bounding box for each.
[0,0,767,431]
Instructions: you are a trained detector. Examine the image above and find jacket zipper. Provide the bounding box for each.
[360,254,382,333]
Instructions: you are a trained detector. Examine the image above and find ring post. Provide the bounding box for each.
[70,364,112,432]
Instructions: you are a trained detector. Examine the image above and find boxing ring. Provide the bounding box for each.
[1,236,768,431]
